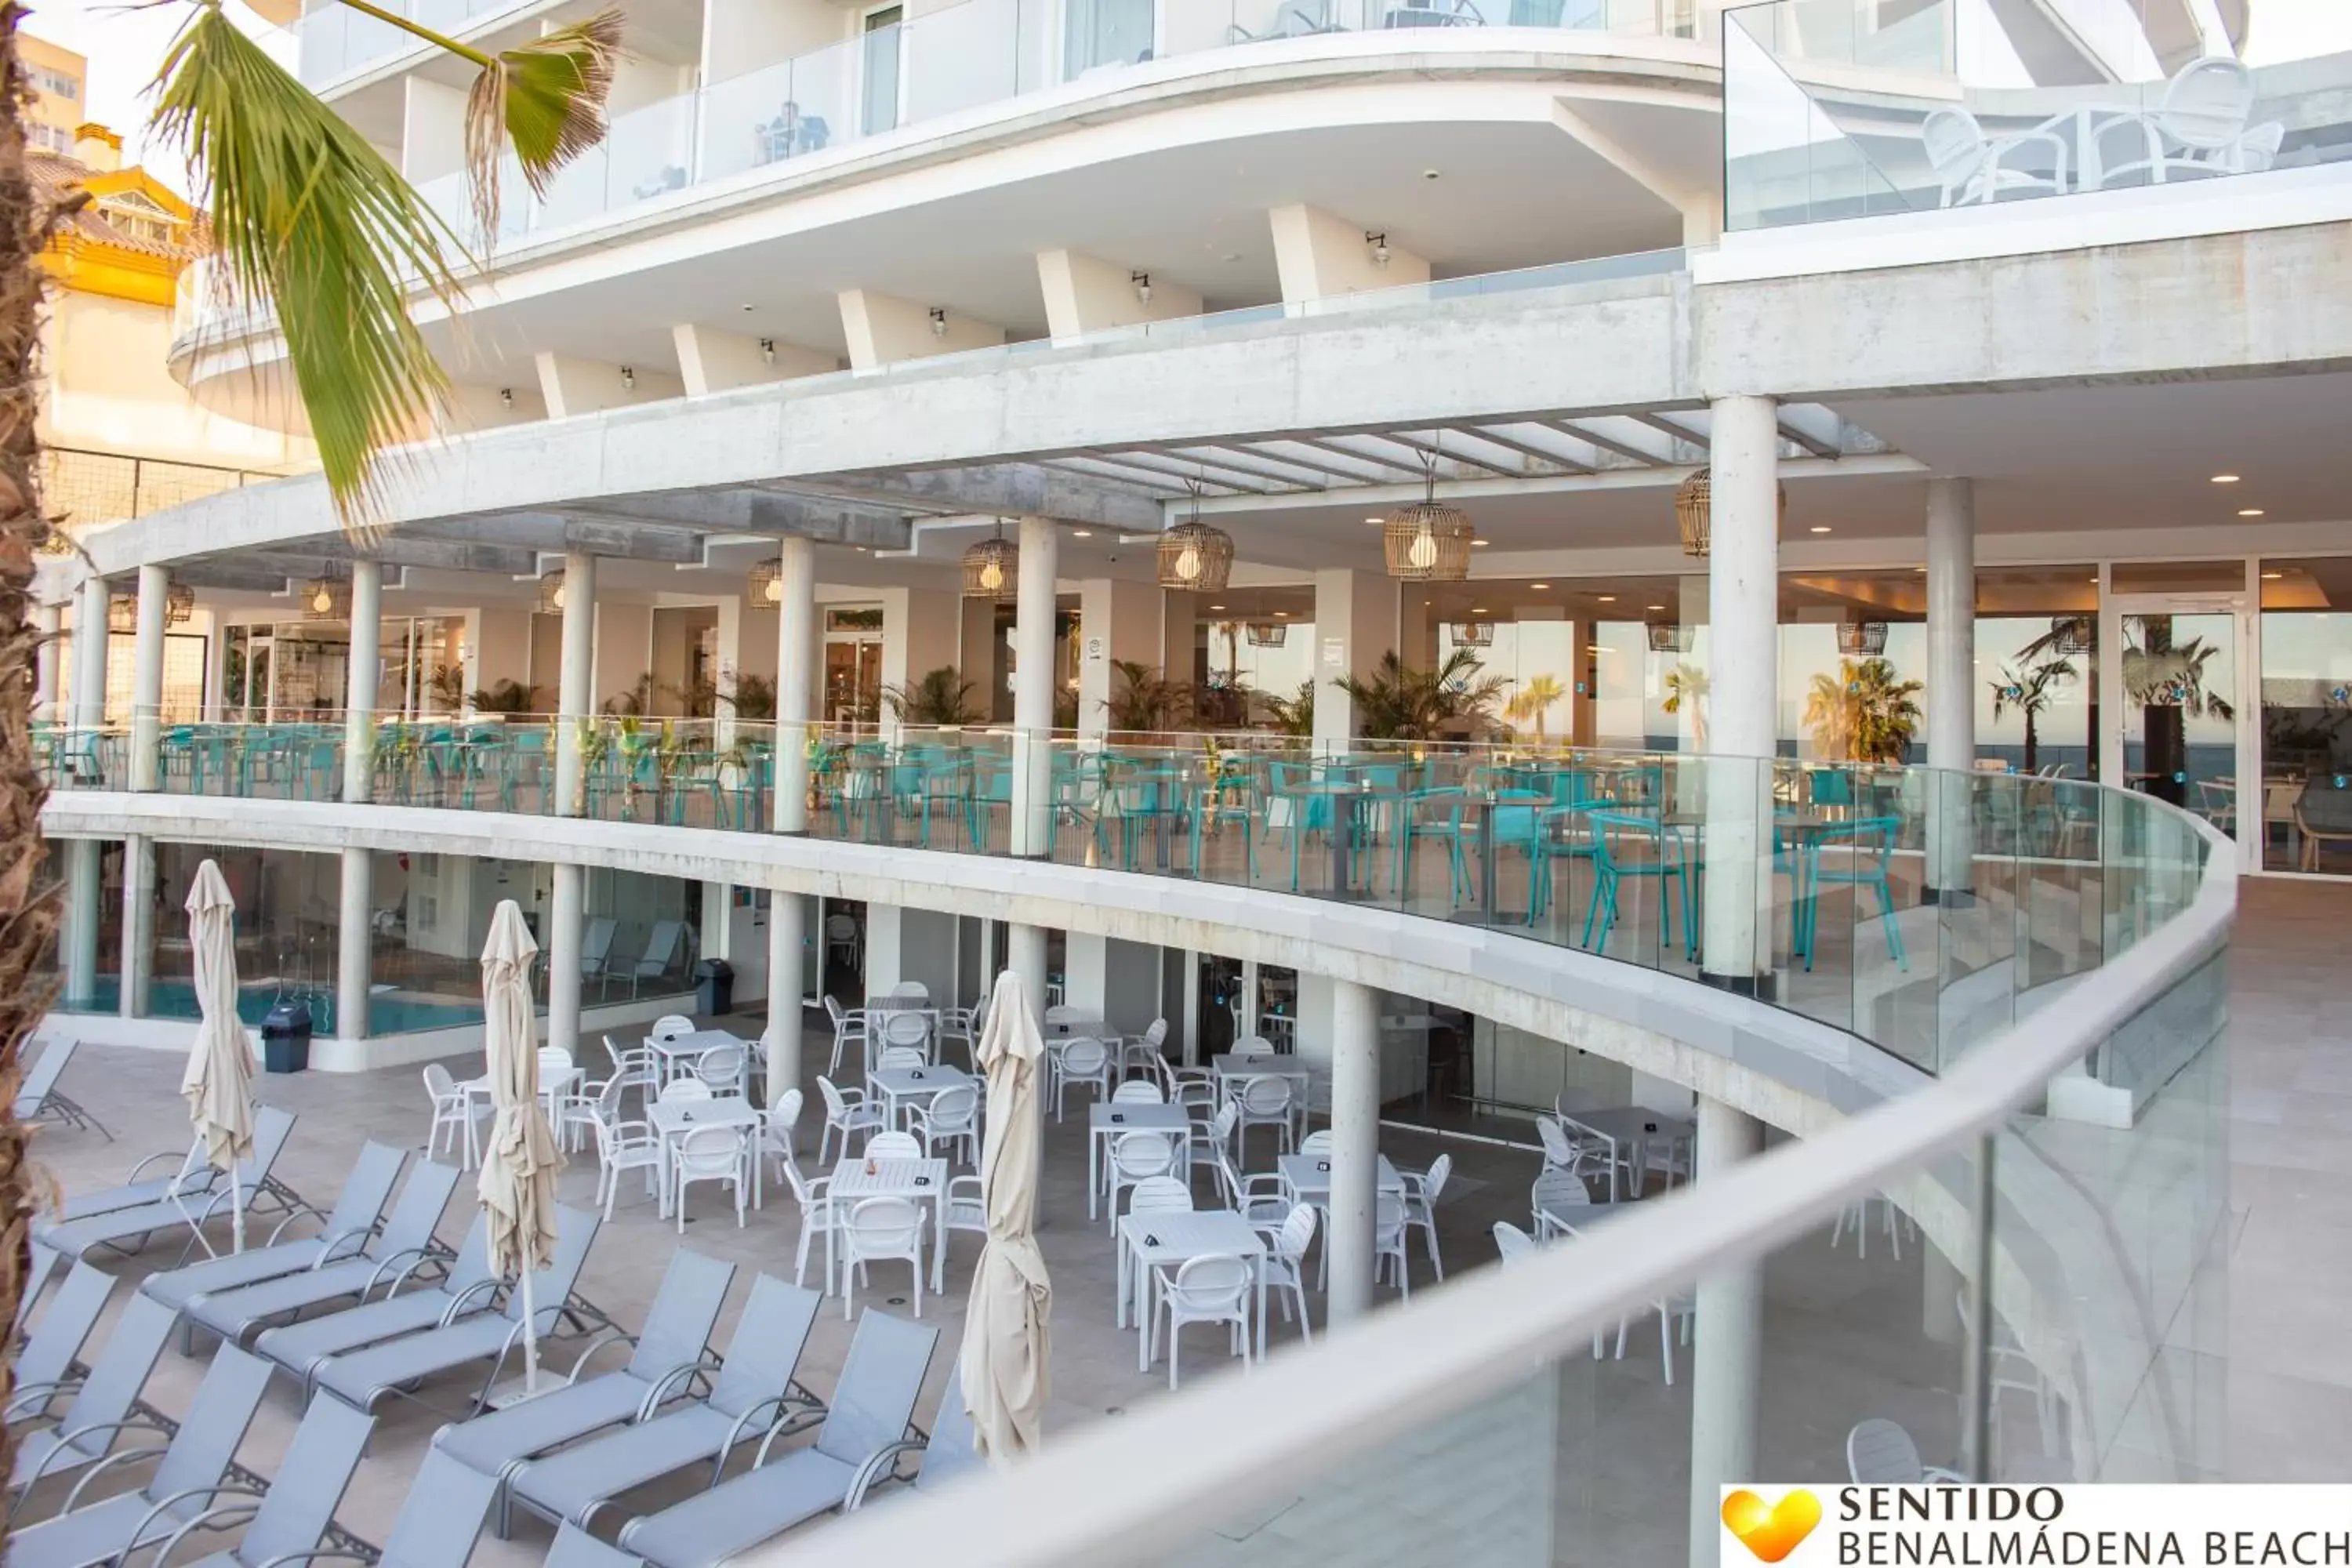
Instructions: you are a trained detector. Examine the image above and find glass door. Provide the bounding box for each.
[2100,580,2252,844]
[861,5,902,136]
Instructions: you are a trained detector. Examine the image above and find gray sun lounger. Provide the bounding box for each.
[252,1444,502,1568]
[844,1363,982,1509]
[13,1037,108,1141]
[308,1203,602,1413]
[40,1112,295,1230]
[141,1392,376,1568]
[140,1142,408,1318]
[4,1342,273,1566]
[252,1209,499,1398]
[6,1261,118,1426]
[508,1276,826,1532]
[550,1523,645,1566]
[435,1248,735,1533]
[39,1105,303,1265]
[619,1310,940,1567]
[10,1292,179,1497]
[16,1238,63,1337]
[177,1158,461,1350]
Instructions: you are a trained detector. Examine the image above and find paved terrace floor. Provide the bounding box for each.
[13,877,2331,1560]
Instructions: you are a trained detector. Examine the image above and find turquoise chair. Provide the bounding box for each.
[1392,787,1472,906]
[1798,815,1908,971]
[1578,809,1694,959]
[1189,764,1258,882]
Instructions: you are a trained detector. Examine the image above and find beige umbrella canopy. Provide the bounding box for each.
[960,969,1053,1464]
[180,859,255,1253]
[477,899,564,1390]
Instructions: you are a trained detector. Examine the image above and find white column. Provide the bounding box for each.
[1075,578,1162,737]
[33,601,60,722]
[338,848,372,1042]
[1181,948,1203,1068]
[1699,394,1780,993]
[1007,922,1048,1027]
[72,575,108,733]
[120,833,153,1018]
[1686,1097,1766,1568]
[1926,478,1976,899]
[549,551,597,1057]
[64,839,100,1007]
[129,564,168,792]
[772,537,815,833]
[1325,977,1381,1327]
[1312,568,1399,756]
[765,892,806,1105]
[1010,514,1058,857]
[344,562,383,804]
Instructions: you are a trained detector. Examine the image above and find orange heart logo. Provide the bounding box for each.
[1721,1489,1824,1563]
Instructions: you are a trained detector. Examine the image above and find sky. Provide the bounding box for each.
[24,0,2352,197]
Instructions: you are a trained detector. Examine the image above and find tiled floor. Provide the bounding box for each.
[15,872,2337,1561]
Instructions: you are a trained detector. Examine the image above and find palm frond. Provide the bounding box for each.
[151,4,463,538]
[465,9,622,239]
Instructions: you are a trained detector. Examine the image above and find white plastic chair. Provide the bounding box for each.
[1831,1192,1914,1260]
[841,1196,926,1319]
[423,1063,481,1167]
[1110,1080,1165,1105]
[1216,1146,1291,1233]
[1604,1287,1696,1385]
[602,1033,656,1104]
[1374,1190,1411,1298]
[588,1078,662,1219]
[1261,1204,1317,1343]
[1493,1221,1538,1266]
[1127,1175,1193,1217]
[825,912,861,970]
[886,980,929,1005]
[671,1125,749,1233]
[1236,1075,1294,1163]
[1157,1254,1253,1391]
[1188,1102,1239,1191]
[1401,1153,1450,1283]
[1105,1131,1178,1234]
[1532,1167,1593,1241]
[651,1014,695,1042]
[877,1046,927,1073]
[694,1044,748,1096]
[781,1156,837,1288]
[864,1130,923,1160]
[1847,1417,1966,1484]
[877,1009,932,1066]
[535,1047,576,1127]
[657,1078,713,1105]
[1119,1018,1168,1081]
[1298,1129,1333,1156]
[762,1090,804,1181]
[909,1084,980,1167]
[1922,106,2065,207]
[818,1075,885,1164]
[940,1174,987,1280]
[2094,56,2256,187]
[1054,1039,1112,1121]
[823,996,865,1077]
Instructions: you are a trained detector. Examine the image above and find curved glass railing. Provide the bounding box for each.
[42,718,2208,1094]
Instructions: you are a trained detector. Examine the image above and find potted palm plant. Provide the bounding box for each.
[1804,657,1924,764]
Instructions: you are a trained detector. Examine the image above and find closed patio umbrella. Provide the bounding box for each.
[477,899,564,1392]
[180,859,254,1254]
[960,968,1052,1464]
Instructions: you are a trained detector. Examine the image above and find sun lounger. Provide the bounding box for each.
[39,1107,302,1265]
[137,1389,376,1568]
[252,1210,499,1398]
[6,1261,117,1425]
[9,1293,178,1497]
[138,1142,407,1318]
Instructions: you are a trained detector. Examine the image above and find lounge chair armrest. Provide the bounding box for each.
[565,1327,637,1380]
[21,1415,166,1494]
[714,1395,790,1481]
[842,1438,929,1511]
[114,1486,264,1567]
[263,1206,327,1247]
[39,1436,168,1519]
[634,1354,722,1421]
[137,1501,263,1566]
[6,1377,81,1417]
[361,1245,430,1291]
[125,1149,188,1183]
[438,1277,506,1327]
[250,1552,375,1568]
[309,1225,376,1265]
[1923,1465,1969,1484]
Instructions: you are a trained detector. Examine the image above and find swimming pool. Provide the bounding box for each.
[58,978,490,1036]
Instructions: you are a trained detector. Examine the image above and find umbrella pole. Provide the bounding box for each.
[232,1176,245,1254]
[519,1270,540,1394]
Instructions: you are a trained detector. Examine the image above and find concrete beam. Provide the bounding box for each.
[1269,202,1428,303]
[437,511,708,563]
[567,490,913,549]
[672,324,837,395]
[797,465,1163,532]
[837,289,1004,371]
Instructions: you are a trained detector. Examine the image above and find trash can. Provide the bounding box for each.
[261,1001,313,1074]
[695,959,734,1017]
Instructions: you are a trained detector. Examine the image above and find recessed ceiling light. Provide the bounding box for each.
[1472,539,1490,548]
[1809,525,1831,534]
[1071,529,1092,538]
[1530,583,1551,590]
[1597,594,1615,602]
[1209,604,1226,611]
[2262,571,2284,580]
[1274,610,1289,617]
[1471,607,1490,614]
[2238,508,2266,517]
[2210,474,2241,484]
[1363,517,1384,526]
[1646,604,1666,612]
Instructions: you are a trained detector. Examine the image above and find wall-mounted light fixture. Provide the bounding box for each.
[498,387,514,409]
[928,307,949,339]
[759,338,775,365]
[1131,270,1152,303]
[619,366,636,392]
[1366,231,1390,267]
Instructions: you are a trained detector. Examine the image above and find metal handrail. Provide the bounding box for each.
[753,812,2234,1568]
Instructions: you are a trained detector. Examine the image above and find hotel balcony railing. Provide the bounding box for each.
[41,717,2210,1093]
[1724,0,2352,232]
[391,0,1699,251]
[39,447,269,532]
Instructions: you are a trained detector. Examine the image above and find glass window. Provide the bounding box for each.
[147,843,339,1027]
[1976,566,2097,779]
[1779,571,1926,763]
[2259,558,2352,873]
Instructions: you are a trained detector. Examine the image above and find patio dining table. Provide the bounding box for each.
[866,1062,977,1131]
[1555,1105,1695,1204]
[648,1028,750,1085]
[648,1094,762,1217]
[1117,1208,1270,1365]
[1087,1102,1192,1219]
[826,1155,952,1294]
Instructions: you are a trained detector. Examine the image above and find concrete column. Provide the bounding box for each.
[765,892,805,1103]
[1926,478,1977,898]
[533,350,683,418]
[1268,204,1429,304]
[1699,394,1779,993]
[120,833,152,1018]
[1076,578,1163,738]
[1312,568,1399,755]
[129,564,168,792]
[1010,515,1059,857]
[1007,923,1048,1026]
[671,323,834,394]
[64,839,100,1007]
[877,586,960,742]
[1181,949,1203,1067]
[773,538,816,831]
[1686,1096,1766,1568]
[1062,931,1106,1018]
[344,562,383,804]
[33,601,60,722]
[1037,249,1203,341]
[837,289,1004,371]
[1325,977,1381,1327]
[72,575,109,732]
[549,551,597,1058]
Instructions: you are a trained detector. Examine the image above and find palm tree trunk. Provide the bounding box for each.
[0,2,64,1507]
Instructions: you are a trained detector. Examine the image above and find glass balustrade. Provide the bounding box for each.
[52,716,2217,1097]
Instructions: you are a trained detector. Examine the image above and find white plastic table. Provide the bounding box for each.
[1117,1209,1269,1366]
[826,1156,951,1293]
[867,1064,976,1131]
[648,1029,747,1087]
[1087,1102,1192,1219]
[1276,1152,1405,1205]
[1211,1054,1312,1142]
[1555,1106,1695,1204]
[648,1096,760,1217]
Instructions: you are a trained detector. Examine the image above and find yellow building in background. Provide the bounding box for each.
[20,35,85,155]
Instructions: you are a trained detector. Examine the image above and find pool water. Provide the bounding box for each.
[58,978,489,1036]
